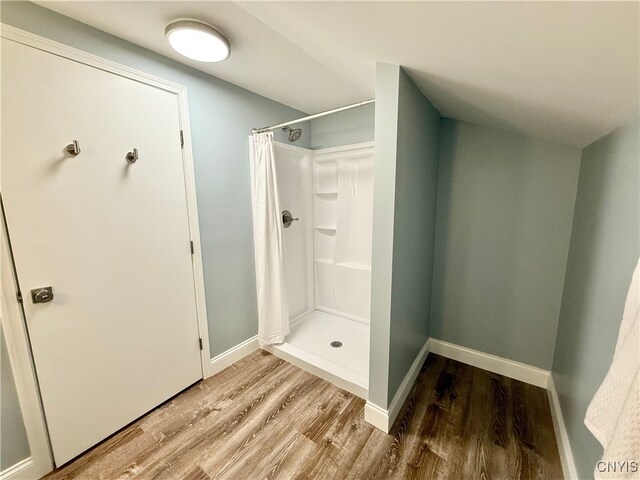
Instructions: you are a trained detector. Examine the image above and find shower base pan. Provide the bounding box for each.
[263,310,369,398]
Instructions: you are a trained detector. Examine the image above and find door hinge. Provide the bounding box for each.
[190,240,194,255]
[16,291,22,303]
[180,130,185,148]
[199,338,203,350]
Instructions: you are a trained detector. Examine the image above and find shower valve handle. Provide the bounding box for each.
[282,210,299,228]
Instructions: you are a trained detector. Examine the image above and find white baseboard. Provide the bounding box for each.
[547,375,579,479]
[0,457,41,480]
[428,338,550,388]
[365,338,552,434]
[363,401,388,431]
[364,338,430,433]
[208,335,259,377]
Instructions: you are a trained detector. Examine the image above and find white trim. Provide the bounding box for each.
[364,338,553,434]
[177,87,212,378]
[364,338,430,433]
[363,402,388,432]
[209,336,259,376]
[547,376,579,480]
[386,338,431,428]
[1,220,54,477]
[0,457,36,480]
[0,24,184,94]
[428,338,550,388]
[0,24,211,379]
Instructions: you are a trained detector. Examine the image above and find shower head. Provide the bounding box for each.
[282,126,302,142]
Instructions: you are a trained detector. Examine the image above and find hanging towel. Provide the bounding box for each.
[249,132,290,346]
[585,259,640,479]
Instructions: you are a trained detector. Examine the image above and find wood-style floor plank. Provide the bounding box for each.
[45,351,563,480]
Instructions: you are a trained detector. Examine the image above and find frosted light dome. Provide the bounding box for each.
[165,20,230,63]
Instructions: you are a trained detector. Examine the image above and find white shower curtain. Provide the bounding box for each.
[249,132,290,346]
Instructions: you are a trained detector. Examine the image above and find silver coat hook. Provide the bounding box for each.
[126,148,139,164]
[65,140,81,156]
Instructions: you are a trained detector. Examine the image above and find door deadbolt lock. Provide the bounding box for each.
[31,287,54,304]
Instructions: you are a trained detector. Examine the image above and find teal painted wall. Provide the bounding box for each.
[431,119,581,369]
[1,325,30,470]
[309,103,375,149]
[552,118,639,479]
[369,64,440,407]
[0,1,310,362]
[387,70,441,404]
[369,64,400,407]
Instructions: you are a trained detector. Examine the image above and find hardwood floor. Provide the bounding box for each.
[45,351,563,480]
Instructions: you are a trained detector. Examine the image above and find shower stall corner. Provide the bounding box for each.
[264,141,374,399]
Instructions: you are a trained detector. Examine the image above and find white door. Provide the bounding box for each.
[1,39,202,465]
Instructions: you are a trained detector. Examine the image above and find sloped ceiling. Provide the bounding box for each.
[36,1,639,147]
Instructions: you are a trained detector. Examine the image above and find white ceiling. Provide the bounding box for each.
[36,1,639,147]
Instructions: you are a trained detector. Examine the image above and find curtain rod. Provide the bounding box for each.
[251,99,375,134]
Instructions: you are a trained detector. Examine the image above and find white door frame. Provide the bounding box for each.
[0,23,212,475]
[0,211,53,480]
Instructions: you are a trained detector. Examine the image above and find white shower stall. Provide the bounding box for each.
[264,141,375,397]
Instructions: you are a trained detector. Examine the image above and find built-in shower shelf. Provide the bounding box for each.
[334,262,371,272]
[315,259,371,272]
[314,191,338,196]
[315,226,337,232]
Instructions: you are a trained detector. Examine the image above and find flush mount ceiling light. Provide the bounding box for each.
[165,20,230,63]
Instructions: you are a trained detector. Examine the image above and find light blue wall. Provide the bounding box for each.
[552,118,639,479]
[0,1,310,359]
[1,325,30,470]
[309,103,375,149]
[369,64,400,408]
[369,64,440,407]
[387,70,441,404]
[431,119,581,369]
